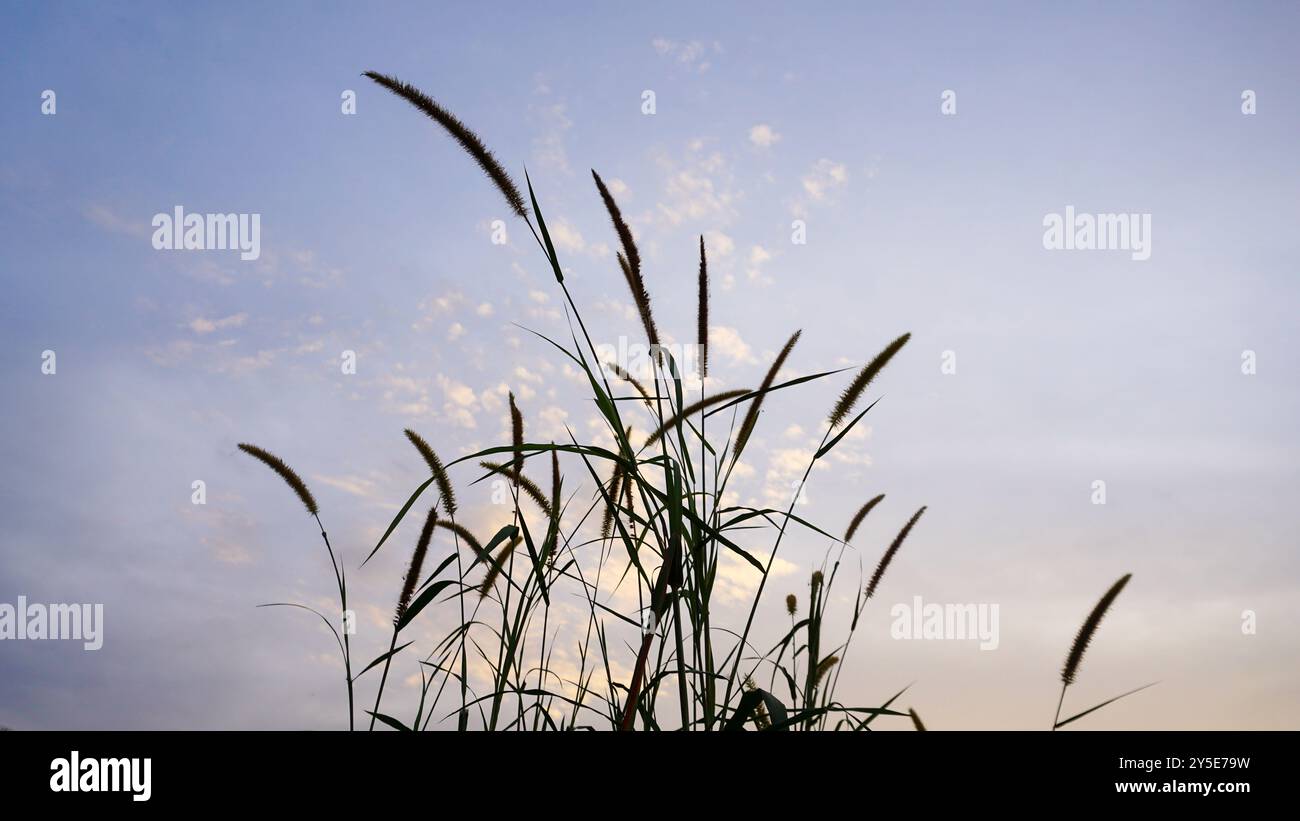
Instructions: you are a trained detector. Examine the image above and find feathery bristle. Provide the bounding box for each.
[621,436,636,517]
[733,330,801,461]
[592,170,641,280]
[480,534,522,597]
[828,332,911,429]
[811,570,824,591]
[403,428,457,517]
[844,494,885,543]
[508,392,524,481]
[908,708,927,731]
[864,506,926,600]
[395,506,437,624]
[697,235,709,379]
[434,520,482,557]
[812,655,839,690]
[1061,573,1132,686]
[237,443,318,516]
[785,594,798,616]
[363,71,528,218]
[643,389,753,448]
[599,461,624,540]
[616,252,660,352]
[480,460,553,518]
[594,168,658,353]
[608,362,653,407]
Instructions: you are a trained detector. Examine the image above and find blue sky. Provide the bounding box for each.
[1,1,1298,729]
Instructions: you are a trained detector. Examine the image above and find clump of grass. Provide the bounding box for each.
[241,72,1151,733]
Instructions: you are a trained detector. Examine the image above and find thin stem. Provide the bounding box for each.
[721,426,833,717]
[314,514,353,731]
[368,628,400,730]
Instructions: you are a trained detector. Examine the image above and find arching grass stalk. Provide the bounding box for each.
[238,444,355,730]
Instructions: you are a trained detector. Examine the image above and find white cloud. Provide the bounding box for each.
[514,365,543,384]
[705,230,735,258]
[715,549,797,603]
[85,203,150,239]
[746,245,774,286]
[799,158,848,205]
[548,219,585,253]
[313,474,380,500]
[189,313,247,335]
[651,38,720,72]
[447,322,466,341]
[530,97,572,173]
[748,124,781,148]
[437,374,477,408]
[711,325,758,364]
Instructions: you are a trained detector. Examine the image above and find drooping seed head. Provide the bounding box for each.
[363,71,528,219]
[237,443,318,516]
[404,428,457,518]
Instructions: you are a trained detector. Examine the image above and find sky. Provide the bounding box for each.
[1,1,1297,730]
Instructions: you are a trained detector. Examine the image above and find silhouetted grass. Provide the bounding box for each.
[240,73,1151,732]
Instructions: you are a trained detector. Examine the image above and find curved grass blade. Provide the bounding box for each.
[355,641,414,680]
[362,474,436,568]
[395,579,458,632]
[1054,682,1157,729]
[366,710,413,732]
